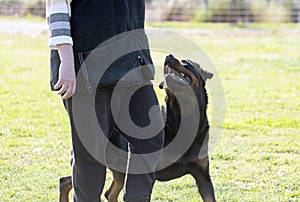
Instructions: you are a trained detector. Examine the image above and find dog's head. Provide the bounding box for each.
[159,54,213,108]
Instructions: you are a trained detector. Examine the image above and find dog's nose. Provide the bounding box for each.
[165,54,174,61]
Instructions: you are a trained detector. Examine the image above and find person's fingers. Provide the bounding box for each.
[61,85,73,100]
[54,80,62,90]
[58,84,68,95]
[55,78,76,100]
[60,80,76,100]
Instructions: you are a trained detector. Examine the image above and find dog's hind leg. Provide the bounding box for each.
[188,157,216,202]
[59,175,72,202]
[105,170,125,202]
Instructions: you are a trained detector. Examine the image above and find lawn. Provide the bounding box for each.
[0,22,299,202]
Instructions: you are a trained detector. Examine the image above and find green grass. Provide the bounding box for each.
[0,14,45,22]
[0,23,299,202]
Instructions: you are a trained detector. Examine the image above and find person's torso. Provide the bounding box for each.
[70,0,145,52]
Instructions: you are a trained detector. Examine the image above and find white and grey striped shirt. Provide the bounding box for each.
[46,0,73,49]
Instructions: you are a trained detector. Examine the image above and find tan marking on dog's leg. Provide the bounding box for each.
[106,171,125,202]
[107,180,124,202]
[59,176,72,202]
[105,181,115,201]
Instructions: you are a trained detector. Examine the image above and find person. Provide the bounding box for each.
[46,0,164,202]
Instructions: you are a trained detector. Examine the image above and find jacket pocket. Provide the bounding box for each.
[76,50,151,93]
[50,50,60,91]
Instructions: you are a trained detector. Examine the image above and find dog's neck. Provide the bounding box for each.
[194,84,210,144]
[164,86,210,146]
[165,97,181,134]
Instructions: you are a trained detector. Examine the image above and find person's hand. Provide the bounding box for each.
[54,44,76,100]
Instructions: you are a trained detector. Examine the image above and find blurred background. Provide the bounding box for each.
[0,0,299,23]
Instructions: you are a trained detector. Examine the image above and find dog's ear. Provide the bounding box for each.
[183,59,213,82]
[159,81,165,89]
[199,67,213,81]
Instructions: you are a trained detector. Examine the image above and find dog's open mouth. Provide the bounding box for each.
[164,55,192,86]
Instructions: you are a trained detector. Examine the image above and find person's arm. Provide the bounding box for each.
[46,0,73,48]
[46,0,76,100]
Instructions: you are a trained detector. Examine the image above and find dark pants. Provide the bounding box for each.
[64,84,164,202]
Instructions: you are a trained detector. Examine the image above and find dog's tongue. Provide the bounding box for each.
[166,73,189,86]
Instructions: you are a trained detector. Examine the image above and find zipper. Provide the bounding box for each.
[78,52,94,94]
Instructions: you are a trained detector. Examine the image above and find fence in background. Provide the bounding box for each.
[146,0,300,23]
[0,0,45,17]
[0,0,299,23]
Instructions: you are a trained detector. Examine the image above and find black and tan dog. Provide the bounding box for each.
[59,55,216,202]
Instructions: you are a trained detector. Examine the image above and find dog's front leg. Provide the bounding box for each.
[189,157,216,202]
[105,170,125,202]
[59,175,72,202]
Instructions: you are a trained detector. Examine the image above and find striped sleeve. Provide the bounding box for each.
[46,0,73,49]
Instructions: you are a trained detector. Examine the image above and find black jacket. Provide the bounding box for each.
[50,0,154,91]
[71,0,146,52]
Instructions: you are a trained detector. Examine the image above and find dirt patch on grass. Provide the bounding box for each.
[0,19,46,34]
